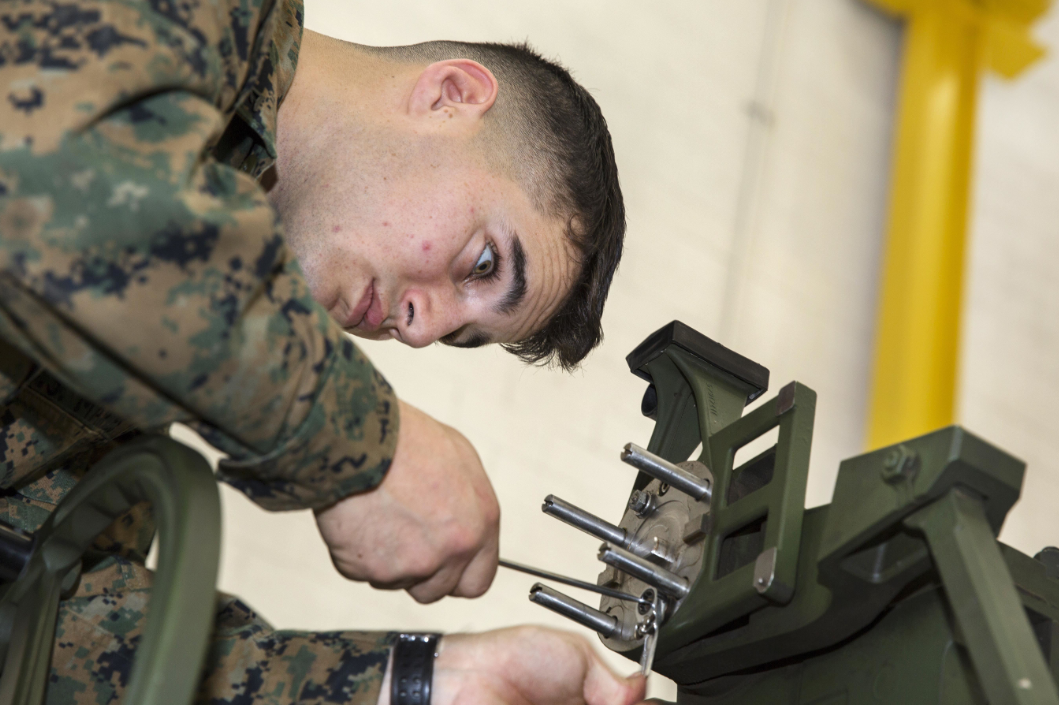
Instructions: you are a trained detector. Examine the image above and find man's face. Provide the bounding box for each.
[275,148,577,350]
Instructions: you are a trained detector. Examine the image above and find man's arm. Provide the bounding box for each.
[378,627,647,705]
[316,399,500,602]
[0,5,499,599]
[0,84,393,509]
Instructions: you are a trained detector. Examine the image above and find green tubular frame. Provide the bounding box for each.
[0,435,221,705]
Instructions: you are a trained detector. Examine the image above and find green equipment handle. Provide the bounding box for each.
[0,435,221,705]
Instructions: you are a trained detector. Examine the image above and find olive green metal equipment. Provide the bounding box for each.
[0,436,221,705]
[530,320,1059,704]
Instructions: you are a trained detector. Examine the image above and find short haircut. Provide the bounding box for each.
[363,40,625,370]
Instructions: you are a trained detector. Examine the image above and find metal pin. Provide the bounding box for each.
[543,495,629,546]
[499,558,646,604]
[621,443,711,502]
[529,583,633,640]
[599,544,690,599]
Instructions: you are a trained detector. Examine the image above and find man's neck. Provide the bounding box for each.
[270,32,417,211]
[277,32,417,158]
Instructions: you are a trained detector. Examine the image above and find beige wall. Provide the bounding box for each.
[169,1,1059,700]
[963,8,1059,554]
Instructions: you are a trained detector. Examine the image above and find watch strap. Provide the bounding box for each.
[391,633,440,705]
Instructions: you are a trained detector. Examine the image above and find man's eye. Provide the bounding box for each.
[472,244,495,277]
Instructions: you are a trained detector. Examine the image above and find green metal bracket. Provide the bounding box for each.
[655,425,1040,691]
[640,349,712,467]
[622,322,816,656]
[818,425,1024,580]
[540,321,1059,702]
[906,489,1059,705]
[630,321,769,471]
[0,435,221,705]
[662,381,816,651]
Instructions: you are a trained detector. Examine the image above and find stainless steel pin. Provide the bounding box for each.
[599,544,690,599]
[543,495,628,546]
[621,443,711,502]
[529,583,633,640]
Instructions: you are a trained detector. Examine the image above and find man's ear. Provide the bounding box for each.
[407,59,498,123]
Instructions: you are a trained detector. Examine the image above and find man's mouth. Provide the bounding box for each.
[344,280,386,332]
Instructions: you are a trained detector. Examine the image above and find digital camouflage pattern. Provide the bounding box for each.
[47,555,393,704]
[0,0,401,700]
[0,0,398,511]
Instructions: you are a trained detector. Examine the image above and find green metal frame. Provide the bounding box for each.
[664,381,815,650]
[906,490,1059,704]
[628,336,817,660]
[612,323,1059,703]
[0,435,221,705]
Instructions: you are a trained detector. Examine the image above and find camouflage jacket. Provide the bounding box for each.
[0,0,399,513]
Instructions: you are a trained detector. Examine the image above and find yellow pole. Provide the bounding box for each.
[864,0,1048,449]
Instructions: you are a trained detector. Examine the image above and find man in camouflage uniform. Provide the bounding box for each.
[0,0,640,703]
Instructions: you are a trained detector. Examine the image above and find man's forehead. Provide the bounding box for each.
[498,210,578,341]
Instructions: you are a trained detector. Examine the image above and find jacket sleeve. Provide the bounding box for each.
[0,29,397,510]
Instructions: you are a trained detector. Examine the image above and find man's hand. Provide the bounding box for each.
[314,399,500,603]
[379,626,647,705]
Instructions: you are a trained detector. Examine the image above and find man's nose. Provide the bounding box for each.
[396,288,465,348]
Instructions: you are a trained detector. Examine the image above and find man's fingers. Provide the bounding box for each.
[407,561,468,603]
[406,528,498,601]
[583,650,647,705]
[451,539,499,598]
[316,399,501,601]
[370,542,495,602]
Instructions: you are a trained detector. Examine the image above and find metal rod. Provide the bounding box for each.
[542,495,628,546]
[621,443,711,502]
[599,544,690,599]
[499,558,646,604]
[529,583,630,639]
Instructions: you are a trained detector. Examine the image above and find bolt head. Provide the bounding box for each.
[629,490,657,516]
[881,445,918,483]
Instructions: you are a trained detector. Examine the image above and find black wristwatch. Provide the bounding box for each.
[391,633,441,705]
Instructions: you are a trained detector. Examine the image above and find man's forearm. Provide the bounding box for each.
[373,628,646,705]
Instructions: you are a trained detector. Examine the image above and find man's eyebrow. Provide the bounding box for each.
[440,327,491,348]
[496,235,527,315]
